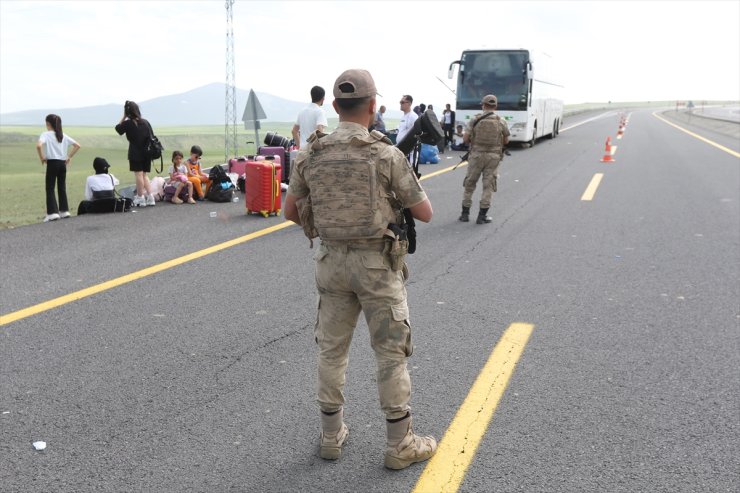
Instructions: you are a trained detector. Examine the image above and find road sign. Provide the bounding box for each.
[242,89,266,126]
[242,89,266,150]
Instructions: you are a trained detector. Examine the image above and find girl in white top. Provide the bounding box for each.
[167,150,195,204]
[36,114,80,222]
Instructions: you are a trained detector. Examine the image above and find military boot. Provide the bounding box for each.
[384,414,437,470]
[458,206,470,222]
[319,409,349,460]
[476,208,492,224]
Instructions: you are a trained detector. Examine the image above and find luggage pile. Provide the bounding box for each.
[228,132,295,218]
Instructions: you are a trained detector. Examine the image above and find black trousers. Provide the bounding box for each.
[443,124,454,147]
[45,159,69,214]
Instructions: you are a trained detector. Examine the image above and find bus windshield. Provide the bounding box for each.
[456,51,529,111]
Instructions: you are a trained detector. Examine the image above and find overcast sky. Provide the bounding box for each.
[1,0,738,115]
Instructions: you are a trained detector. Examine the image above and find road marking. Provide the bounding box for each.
[581,173,604,201]
[653,111,740,158]
[2,161,465,327]
[560,111,617,133]
[1,123,594,327]
[413,322,534,493]
[0,222,295,326]
[420,162,466,179]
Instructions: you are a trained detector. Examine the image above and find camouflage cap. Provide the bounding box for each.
[333,69,378,99]
[481,94,498,106]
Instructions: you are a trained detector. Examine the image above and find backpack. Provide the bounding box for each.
[163,183,190,202]
[78,196,132,214]
[144,120,164,173]
[208,164,229,183]
[206,165,235,202]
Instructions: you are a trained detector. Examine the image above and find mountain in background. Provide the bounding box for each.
[0,83,381,126]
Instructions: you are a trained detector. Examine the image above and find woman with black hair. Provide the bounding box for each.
[115,100,156,207]
[36,114,81,222]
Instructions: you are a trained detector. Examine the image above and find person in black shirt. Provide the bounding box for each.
[115,100,156,207]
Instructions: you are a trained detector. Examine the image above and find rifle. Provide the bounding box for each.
[452,151,469,170]
[403,208,416,254]
[453,148,510,171]
[383,209,416,273]
[451,112,494,170]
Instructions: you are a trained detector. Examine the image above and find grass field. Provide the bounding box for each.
[0,122,312,228]
[2,100,731,228]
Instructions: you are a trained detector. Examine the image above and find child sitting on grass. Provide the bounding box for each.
[186,145,211,200]
[169,150,196,204]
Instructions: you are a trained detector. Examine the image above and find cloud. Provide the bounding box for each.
[1,0,738,115]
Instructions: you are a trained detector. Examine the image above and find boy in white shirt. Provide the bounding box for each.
[84,157,119,200]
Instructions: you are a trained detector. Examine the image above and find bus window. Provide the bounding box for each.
[456,51,529,110]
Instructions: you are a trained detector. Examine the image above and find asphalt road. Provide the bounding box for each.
[1,109,738,492]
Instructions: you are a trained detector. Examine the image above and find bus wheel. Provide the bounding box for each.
[555,119,560,136]
[549,120,556,139]
[529,125,537,147]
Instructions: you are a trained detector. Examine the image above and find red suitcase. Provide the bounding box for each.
[245,160,281,217]
[258,146,286,182]
[228,157,249,176]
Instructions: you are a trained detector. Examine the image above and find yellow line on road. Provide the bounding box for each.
[0,222,295,326]
[421,162,466,180]
[413,322,534,493]
[581,173,604,201]
[1,160,468,327]
[652,111,740,158]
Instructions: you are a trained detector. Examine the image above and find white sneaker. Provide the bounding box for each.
[132,195,147,207]
[43,213,60,222]
[59,211,71,218]
[146,194,156,206]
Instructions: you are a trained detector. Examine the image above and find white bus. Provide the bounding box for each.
[448,49,564,146]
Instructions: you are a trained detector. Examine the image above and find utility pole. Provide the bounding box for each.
[224,0,237,162]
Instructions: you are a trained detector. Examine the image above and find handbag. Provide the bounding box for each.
[144,120,164,173]
[108,174,132,212]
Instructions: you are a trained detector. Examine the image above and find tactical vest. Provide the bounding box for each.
[306,130,397,241]
[471,114,503,153]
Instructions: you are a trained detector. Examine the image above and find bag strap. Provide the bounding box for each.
[146,120,164,174]
[472,112,496,130]
[106,174,129,212]
[108,174,122,199]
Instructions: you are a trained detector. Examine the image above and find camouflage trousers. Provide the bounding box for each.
[462,152,501,209]
[313,241,413,420]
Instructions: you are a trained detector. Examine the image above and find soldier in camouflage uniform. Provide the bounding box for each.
[459,94,510,224]
[284,69,436,470]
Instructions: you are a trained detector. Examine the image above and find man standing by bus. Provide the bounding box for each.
[459,94,510,224]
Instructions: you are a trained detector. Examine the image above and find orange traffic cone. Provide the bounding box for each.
[617,126,625,139]
[600,137,615,162]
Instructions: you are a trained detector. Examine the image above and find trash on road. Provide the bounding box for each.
[33,441,46,451]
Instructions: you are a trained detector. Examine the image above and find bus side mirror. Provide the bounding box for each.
[526,62,533,80]
[448,60,460,79]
